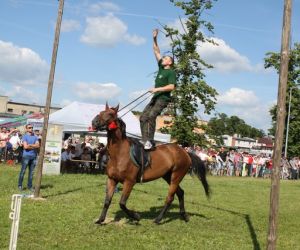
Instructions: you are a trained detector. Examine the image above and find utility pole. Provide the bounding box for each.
[267,0,292,249]
[34,0,64,198]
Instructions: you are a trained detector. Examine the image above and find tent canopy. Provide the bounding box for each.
[47,101,170,143]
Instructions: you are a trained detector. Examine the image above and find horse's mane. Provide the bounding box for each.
[117,118,127,139]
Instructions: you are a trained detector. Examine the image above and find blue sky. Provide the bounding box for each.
[0,0,299,132]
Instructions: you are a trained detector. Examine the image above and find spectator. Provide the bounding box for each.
[74,142,86,159]
[0,126,16,162]
[61,146,72,173]
[18,124,40,191]
[226,149,235,176]
[217,147,228,176]
[81,147,92,171]
[234,151,242,176]
[9,129,21,150]
[247,154,254,177]
[289,157,299,180]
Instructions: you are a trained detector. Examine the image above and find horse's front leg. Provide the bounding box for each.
[119,180,140,221]
[95,177,117,225]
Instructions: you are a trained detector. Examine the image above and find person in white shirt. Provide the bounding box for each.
[9,131,21,150]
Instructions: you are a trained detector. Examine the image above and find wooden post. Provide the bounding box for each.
[267,0,292,249]
[34,0,64,198]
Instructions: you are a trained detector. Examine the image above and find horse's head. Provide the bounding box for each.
[92,103,119,131]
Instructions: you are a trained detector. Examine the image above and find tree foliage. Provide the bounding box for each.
[205,113,265,146]
[264,43,300,157]
[161,0,218,146]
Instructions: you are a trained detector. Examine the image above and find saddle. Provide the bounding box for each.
[129,139,151,183]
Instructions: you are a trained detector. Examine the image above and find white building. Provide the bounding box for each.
[222,134,273,155]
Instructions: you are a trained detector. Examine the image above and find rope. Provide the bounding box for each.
[119,94,152,118]
[118,91,151,112]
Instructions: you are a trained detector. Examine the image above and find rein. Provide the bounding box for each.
[118,91,153,118]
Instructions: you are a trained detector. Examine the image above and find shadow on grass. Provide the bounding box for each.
[113,204,208,225]
[43,183,105,198]
[199,203,261,250]
[40,184,54,189]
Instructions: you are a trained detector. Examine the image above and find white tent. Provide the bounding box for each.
[47,101,170,143]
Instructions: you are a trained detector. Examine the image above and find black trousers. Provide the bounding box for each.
[139,98,168,142]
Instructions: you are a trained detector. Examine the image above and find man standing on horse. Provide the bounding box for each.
[140,29,176,150]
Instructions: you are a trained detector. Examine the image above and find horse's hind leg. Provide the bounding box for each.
[119,180,140,221]
[154,182,177,224]
[162,173,189,222]
[95,178,117,224]
[176,186,189,222]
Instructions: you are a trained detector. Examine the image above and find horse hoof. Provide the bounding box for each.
[153,218,161,224]
[95,218,105,225]
[181,213,189,222]
[133,212,141,221]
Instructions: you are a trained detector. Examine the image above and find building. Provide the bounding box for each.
[222,134,274,155]
[0,95,61,116]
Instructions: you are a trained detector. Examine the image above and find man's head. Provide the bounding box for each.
[1,127,7,133]
[25,124,34,133]
[161,55,174,68]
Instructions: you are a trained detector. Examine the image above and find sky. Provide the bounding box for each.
[0,0,300,133]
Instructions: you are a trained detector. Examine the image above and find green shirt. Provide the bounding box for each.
[153,59,176,101]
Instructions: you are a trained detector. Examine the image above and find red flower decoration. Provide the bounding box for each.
[108,121,118,130]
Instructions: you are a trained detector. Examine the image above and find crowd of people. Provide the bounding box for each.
[0,125,41,191]
[185,146,300,180]
[0,126,41,164]
[2,124,300,191]
[60,136,107,174]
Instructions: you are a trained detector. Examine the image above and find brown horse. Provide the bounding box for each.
[92,103,210,224]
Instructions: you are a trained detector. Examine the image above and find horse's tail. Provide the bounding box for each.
[188,152,210,198]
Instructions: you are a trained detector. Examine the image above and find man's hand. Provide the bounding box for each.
[149,87,159,93]
[153,29,159,38]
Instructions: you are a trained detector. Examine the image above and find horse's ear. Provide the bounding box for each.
[114,104,119,113]
[105,101,109,111]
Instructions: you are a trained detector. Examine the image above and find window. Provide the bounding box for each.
[7,108,13,113]
[21,110,27,114]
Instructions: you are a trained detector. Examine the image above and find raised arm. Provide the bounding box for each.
[153,29,161,62]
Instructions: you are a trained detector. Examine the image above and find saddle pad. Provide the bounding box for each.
[129,142,150,169]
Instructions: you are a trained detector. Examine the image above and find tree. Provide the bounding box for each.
[160,0,218,146]
[264,43,300,157]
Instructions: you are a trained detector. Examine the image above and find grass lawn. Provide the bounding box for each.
[1,164,300,250]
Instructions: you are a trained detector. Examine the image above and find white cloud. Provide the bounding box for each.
[218,88,259,107]
[124,34,146,46]
[129,89,149,99]
[61,19,81,32]
[158,18,265,73]
[60,99,72,107]
[89,2,120,13]
[80,14,145,47]
[0,40,48,85]
[198,38,259,73]
[215,87,273,131]
[74,82,121,100]
[6,86,41,104]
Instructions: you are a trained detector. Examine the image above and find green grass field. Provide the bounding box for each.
[1,164,299,250]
